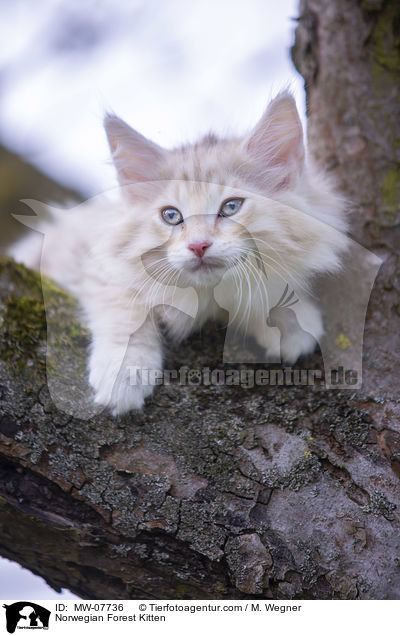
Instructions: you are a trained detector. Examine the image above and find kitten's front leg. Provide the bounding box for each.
[246,318,282,363]
[88,312,162,415]
[246,298,323,364]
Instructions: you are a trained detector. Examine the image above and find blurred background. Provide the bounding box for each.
[0,0,302,599]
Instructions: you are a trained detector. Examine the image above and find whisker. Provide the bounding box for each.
[241,236,310,294]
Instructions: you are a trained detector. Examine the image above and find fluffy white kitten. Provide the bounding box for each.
[9,92,348,414]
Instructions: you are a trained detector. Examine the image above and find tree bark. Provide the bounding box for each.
[1,0,400,599]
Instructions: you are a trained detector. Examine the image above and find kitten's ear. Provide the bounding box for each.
[246,92,304,189]
[104,114,165,185]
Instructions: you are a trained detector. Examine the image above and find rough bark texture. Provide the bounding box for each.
[0,0,400,599]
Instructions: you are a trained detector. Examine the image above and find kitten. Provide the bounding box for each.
[9,92,348,414]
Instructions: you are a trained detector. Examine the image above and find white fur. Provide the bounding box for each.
[8,92,348,414]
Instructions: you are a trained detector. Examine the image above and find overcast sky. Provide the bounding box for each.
[0,0,303,194]
[0,0,302,600]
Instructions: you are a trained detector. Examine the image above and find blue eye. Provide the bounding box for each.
[219,198,244,217]
[161,207,183,225]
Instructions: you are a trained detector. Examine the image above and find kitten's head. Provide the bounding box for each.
[105,92,347,291]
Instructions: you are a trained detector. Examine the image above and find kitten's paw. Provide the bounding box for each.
[108,382,153,416]
[89,346,161,415]
[280,331,317,364]
[274,300,322,364]
[252,326,282,363]
[91,364,155,415]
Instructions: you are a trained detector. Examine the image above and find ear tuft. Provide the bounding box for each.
[104,113,165,185]
[246,91,305,189]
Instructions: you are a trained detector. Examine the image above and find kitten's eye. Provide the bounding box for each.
[161,207,183,225]
[219,198,244,217]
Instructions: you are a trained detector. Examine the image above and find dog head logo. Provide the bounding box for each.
[3,602,50,633]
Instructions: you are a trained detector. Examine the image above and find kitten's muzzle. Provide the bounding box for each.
[188,240,212,258]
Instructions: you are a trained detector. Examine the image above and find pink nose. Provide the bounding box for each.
[188,241,212,258]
